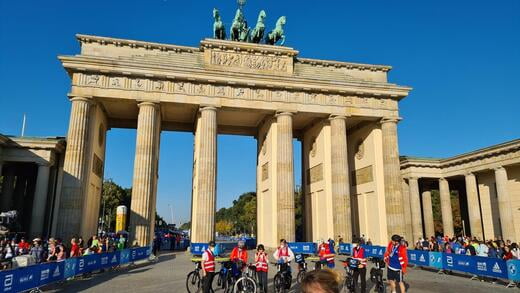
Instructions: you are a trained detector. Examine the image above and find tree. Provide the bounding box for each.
[100,179,131,232]
[216,220,233,235]
[431,190,463,236]
[179,222,191,230]
[294,186,304,241]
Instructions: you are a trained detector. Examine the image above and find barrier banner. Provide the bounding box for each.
[109,251,121,267]
[190,243,209,255]
[130,247,149,261]
[38,261,65,286]
[120,249,130,265]
[82,254,102,273]
[473,256,508,279]
[408,250,429,266]
[338,243,352,255]
[11,266,39,293]
[0,269,17,292]
[64,258,77,279]
[507,260,520,281]
[429,252,443,269]
[289,242,317,255]
[363,245,385,258]
[443,253,475,273]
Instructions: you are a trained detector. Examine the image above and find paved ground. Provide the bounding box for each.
[44,250,518,292]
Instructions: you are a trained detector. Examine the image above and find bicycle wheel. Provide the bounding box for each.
[296,270,306,284]
[186,271,201,293]
[273,273,285,293]
[376,282,386,293]
[224,271,234,293]
[233,277,257,293]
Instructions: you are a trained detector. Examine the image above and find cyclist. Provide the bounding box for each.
[201,241,217,293]
[255,244,269,293]
[384,234,408,293]
[351,238,367,293]
[273,239,295,264]
[318,239,335,268]
[230,239,249,277]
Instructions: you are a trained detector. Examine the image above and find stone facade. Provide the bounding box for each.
[400,139,520,242]
[56,34,412,247]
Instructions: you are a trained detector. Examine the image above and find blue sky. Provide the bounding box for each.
[1,0,518,224]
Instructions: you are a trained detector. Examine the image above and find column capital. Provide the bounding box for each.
[439,177,447,181]
[494,166,506,172]
[275,111,295,117]
[380,116,402,124]
[137,101,160,109]
[199,106,218,112]
[328,114,350,121]
[464,172,476,177]
[67,95,94,104]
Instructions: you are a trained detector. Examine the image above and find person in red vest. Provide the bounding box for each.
[384,234,408,293]
[318,239,335,268]
[230,239,249,276]
[351,237,367,293]
[255,244,269,293]
[201,241,216,293]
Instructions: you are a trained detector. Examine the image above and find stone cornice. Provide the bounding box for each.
[76,34,198,54]
[2,136,66,153]
[200,38,298,57]
[58,55,411,99]
[297,57,392,73]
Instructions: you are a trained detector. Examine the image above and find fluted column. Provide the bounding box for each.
[129,102,161,247]
[381,117,405,237]
[276,112,295,242]
[401,179,413,242]
[329,115,352,242]
[495,166,515,241]
[408,178,423,241]
[190,106,217,243]
[422,191,435,238]
[465,173,483,239]
[30,163,51,238]
[56,96,93,239]
[439,178,454,236]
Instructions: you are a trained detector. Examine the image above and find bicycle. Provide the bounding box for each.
[272,261,292,293]
[186,260,216,293]
[369,257,386,293]
[214,260,234,293]
[341,257,359,293]
[295,254,307,284]
[233,263,257,293]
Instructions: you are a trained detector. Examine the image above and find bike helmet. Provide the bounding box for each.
[391,234,402,242]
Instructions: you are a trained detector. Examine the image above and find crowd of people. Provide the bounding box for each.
[0,233,129,270]
[412,235,520,260]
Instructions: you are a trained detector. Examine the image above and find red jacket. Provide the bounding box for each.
[384,242,408,273]
[230,247,248,263]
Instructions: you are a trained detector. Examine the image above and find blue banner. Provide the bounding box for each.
[473,256,508,279]
[64,258,77,279]
[37,261,64,286]
[120,249,130,264]
[83,254,102,273]
[130,247,149,261]
[429,252,443,269]
[363,245,385,258]
[408,250,429,266]
[190,243,209,255]
[0,269,17,292]
[288,242,317,254]
[443,253,475,273]
[11,266,39,293]
[338,243,352,255]
[507,260,520,281]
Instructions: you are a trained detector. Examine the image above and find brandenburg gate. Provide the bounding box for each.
[55,34,411,247]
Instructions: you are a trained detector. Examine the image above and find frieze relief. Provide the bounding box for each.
[75,73,397,111]
[206,50,292,75]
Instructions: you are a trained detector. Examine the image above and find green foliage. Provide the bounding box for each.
[295,186,304,241]
[179,222,191,230]
[431,190,463,236]
[216,192,256,235]
[99,179,131,232]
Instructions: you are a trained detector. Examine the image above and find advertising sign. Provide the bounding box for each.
[408,250,429,266]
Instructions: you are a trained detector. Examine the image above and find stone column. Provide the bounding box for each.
[329,115,351,241]
[129,102,161,247]
[422,190,435,238]
[276,112,295,242]
[56,96,92,239]
[30,163,51,238]
[439,178,454,236]
[495,166,515,241]
[381,117,405,237]
[190,106,217,243]
[464,173,483,239]
[0,167,15,212]
[401,179,413,242]
[408,178,423,242]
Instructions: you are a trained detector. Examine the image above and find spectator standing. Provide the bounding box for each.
[70,238,81,257]
[477,241,488,257]
[30,238,45,264]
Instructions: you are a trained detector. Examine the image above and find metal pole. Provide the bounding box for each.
[169,204,174,225]
[21,113,26,136]
[462,220,466,238]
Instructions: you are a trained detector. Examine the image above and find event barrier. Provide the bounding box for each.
[0,246,151,293]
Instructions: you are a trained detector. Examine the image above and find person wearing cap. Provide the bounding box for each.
[230,239,249,274]
[351,238,367,293]
[202,241,216,293]
[384,234,408,293]
[29,238,45,264]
